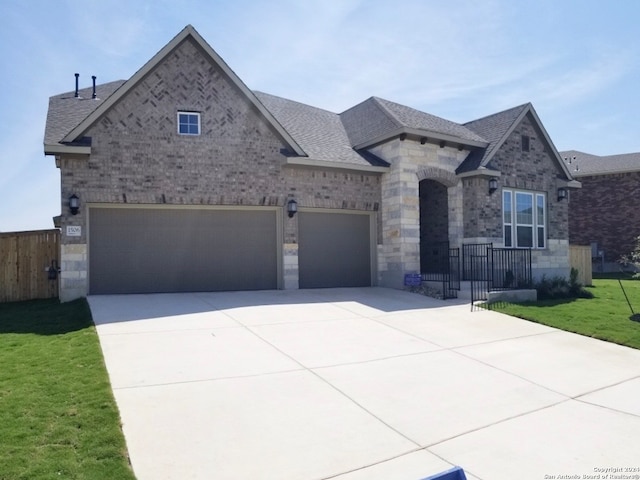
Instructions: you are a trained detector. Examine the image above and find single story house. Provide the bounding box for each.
[561,150,640,270]
[44,25,580,301]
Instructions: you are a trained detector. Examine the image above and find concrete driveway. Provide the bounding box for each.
[88,288,640,480]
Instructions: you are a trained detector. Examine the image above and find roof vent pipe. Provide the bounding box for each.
[92,75,97,99]
[74,73,79,98]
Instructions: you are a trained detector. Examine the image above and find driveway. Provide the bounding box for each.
[88,288,640,480]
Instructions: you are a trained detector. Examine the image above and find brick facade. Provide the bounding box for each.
[569,171,640,263]
[50,29,575,300]
[468,113,571,279]
[57,37,381,300]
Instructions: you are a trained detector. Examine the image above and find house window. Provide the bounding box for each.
[521,135,530,152]
[177,112,200,135]
[503,189,546,249]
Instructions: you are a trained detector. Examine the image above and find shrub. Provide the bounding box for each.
[535,268,593,300]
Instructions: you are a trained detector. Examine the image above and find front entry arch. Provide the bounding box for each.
[419,179,449,273]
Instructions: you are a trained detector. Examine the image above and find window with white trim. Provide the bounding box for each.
[503,189,546,248]
[177,111,200,135]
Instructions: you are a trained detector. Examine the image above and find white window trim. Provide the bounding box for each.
[503,188,546,249]
[177,111,201,135]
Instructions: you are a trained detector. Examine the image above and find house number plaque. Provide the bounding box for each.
[66,226,82,237]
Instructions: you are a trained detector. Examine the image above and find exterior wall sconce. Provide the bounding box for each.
[488,178,498,194]
[287,199,298,218]
[557,188,568,201]
[69,194,80,215]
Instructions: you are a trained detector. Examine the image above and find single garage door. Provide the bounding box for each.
[298,211,372,288]
[89,207,278,294]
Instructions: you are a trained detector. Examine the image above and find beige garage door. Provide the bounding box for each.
[89,207,278,294]
[298,211,372,288]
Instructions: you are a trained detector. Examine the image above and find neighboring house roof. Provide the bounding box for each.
[459,103,576,181]
[340,96,486,149]
[254,92,388,168]
[560,150,640,176]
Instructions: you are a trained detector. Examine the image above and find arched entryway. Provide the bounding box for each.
[419,179,450,274]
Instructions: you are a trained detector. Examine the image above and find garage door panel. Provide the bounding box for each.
[298,212,371,289]
[89,208,277,294]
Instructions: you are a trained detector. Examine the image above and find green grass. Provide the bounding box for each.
[0,299,135,480]
[494,276,640,349]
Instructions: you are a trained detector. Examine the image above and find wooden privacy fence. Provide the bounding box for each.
[0,229,60,303]
[569,245,593,287]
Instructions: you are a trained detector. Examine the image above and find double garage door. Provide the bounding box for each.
[89,207,372,295]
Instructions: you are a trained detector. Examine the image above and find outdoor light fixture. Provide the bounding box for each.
[287,199,298,218]
[488,178,498,194]
[557,187,568,201]
[69,194,80,215]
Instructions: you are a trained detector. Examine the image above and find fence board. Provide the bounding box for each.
[570,245,593,287]
[0,229,60,303]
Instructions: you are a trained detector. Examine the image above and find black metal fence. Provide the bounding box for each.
[465,243,532,310]
[420,242,460,299]
[490,248,532,290]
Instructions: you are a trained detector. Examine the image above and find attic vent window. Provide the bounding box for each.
[521,135,530,152]
[178,112,200,135]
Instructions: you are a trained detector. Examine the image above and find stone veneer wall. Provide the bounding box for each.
[57,37,381,300]
[569,171,640,263]
[370,138,467,288]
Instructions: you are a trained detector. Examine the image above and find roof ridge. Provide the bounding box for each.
[370,96,403,128]
[464,102,531,126]
[254,91,338,115]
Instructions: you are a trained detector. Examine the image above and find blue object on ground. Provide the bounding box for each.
[420,466,467,480]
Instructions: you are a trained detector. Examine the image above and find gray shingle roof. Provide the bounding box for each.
[254,92,384,166]
[375,97,487,143]
[457,103,530,173]
[560,150,640,176]
[340,97,486,148]
[44,80,126,145]
[45,80,552,176]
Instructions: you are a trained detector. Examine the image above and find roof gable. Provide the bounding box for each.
[57,25,305,157]
[459,103,575,180]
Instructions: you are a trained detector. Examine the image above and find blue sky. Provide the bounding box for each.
[1,0,638,232]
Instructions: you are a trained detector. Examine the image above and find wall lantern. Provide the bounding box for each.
[287,199,298,218]
[69,194,80,215]
[557,187,568,201]
[488,178,498,195]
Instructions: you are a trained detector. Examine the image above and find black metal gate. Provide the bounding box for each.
[467,245,492,309]
[421,242,460,299]
[462,243,493,281]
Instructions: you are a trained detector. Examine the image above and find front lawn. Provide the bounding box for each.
[494,276,640,350]
[0,298,135,480]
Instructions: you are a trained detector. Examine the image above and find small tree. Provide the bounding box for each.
[619,235,640,279]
